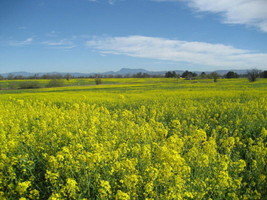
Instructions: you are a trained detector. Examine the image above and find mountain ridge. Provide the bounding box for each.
[0,68,251,78]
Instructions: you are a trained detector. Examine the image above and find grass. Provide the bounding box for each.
[0,78,266,102]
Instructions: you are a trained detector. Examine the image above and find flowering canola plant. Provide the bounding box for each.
[0,78,267,199]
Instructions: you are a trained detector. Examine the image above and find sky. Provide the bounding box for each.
[0,0,267,73]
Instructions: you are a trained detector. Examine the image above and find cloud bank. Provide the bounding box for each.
[87,35,267,68]
[153,0,267,32]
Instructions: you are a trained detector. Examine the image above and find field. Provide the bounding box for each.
[0,78,267,200]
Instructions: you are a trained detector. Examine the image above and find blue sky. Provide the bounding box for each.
[0,0,267,73]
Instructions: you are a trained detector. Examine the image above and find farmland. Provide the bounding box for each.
[0,78,267,199]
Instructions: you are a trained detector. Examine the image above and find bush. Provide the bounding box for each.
[210,72,219,82]
[260,70,267,78]
[46,79,64,88]
[19,81,41,89]
[225,71,239,78]
[8,82,18,89]
[165,71,178,78]
[247,69,261,82]
[95,78,102,85]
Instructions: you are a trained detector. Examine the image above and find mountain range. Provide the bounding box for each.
[0,68,250,78]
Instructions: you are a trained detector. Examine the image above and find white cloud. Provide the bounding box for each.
[8,38,33,46]
[47,31,58,37]
[87,35,267,68]
[152,0,267,32]
[87,0,120,5]
[42,39,75,49]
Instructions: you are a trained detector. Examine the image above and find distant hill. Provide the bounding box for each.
[213,70,248,75]
[0,68,250,78]
[100,68,168,76]
[1,71,35,77]
[0,71,92,78]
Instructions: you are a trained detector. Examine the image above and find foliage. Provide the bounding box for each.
[132,72,151,78]
[0,79,266,199]
[210,72,220,82]
[8,82,18,89]
[261,70,267,78]
[64,73,72,81]
[95,78,102,85]
[46,79,64,87]
[165,71,179,78]
[225,71,239,78]
[247,69,261,82]
[200,72,207,79]
[19,81,41,89]
[181,70,197,79]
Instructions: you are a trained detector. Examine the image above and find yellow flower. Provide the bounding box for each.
[115,190,130,200]
[62,178,79,199]
[16,181,31,195]
[98,180,111,197]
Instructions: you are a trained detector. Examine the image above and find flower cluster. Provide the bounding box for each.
[0,79,267,199]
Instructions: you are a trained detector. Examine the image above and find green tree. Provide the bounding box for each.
[210,72,219,82]
[46,79,64,87]
[225,71,239,78]
[182,70,196,79]
[64,73,72,81]
[95,78,102,85]
[200,72,207,79]
[260,70,267,78]
[247,69,261,82]
[165,71,177,78]
[19,81,41,89]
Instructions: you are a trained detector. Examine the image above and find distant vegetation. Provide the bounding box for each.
[247,69,262,82]
[1,69,267,81]
[0,69,266,90]
[19,81,42,89]
[225,71,239,78]
[94,78,102,85]
[46,79,64,88]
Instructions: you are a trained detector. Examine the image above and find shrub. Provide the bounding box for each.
[210,72,219,82]
[8,82,18,89]
[46,79,64,88]
[247,69,261,82]
[261,71,267,78]
[19,81,41,89]
[95,78,102,85]
[225,71,239,78]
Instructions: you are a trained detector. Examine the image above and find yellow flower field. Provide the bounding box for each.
[0,78,266,199]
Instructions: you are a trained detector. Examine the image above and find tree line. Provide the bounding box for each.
[0,69,266,82]
[164,69,267,82]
